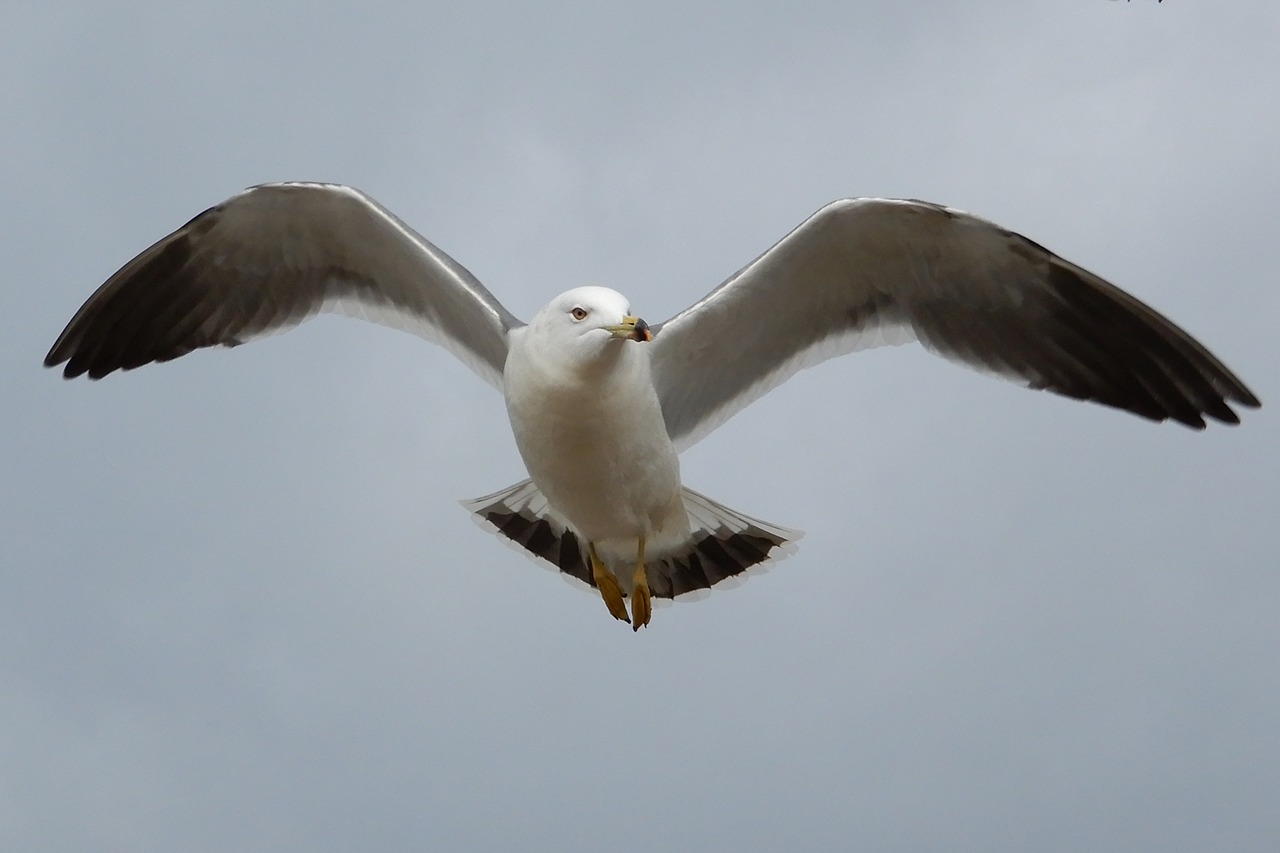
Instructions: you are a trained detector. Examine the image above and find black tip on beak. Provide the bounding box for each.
[633,318,652,342]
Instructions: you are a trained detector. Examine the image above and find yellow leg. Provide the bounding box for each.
[589,543,629,623]
[630,536,651,631]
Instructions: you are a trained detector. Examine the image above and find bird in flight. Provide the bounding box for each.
[46,183,1258,629]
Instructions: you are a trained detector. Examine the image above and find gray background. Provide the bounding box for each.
[3,2,1277,851]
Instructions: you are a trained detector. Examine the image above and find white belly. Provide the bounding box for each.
[504,339,687,548]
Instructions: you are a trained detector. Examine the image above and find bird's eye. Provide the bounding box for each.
[571,307,588,321]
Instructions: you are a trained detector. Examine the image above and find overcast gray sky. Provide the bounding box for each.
[3,2,1277,851]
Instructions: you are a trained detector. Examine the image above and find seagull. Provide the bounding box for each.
[45,183,1259,630]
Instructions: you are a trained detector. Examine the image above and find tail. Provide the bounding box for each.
[462,480,801,600]
[460,480,595,589]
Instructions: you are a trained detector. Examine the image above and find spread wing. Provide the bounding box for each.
[45,182,521,388]
[649,198,1259,451]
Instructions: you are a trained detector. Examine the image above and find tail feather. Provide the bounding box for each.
[461,480,592,587]
[463,480,801,600]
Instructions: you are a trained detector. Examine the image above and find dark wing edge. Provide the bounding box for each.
[44,182,522,387]
[649,198,1259,451]
[934,245,1261,430]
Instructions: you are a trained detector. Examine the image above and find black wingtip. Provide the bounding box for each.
[1235,388,1263,411]
[42,347,82,379]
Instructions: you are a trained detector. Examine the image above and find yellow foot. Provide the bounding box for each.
[589,544,629,624]
[630,538,651,632]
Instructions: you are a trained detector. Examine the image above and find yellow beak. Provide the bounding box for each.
[605,315,652,342]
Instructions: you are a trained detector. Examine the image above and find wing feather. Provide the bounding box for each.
[45,182,521,387]
[649,198,1258,450]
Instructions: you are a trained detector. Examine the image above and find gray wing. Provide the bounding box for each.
[649,198,1259,451]
[45,182,521,387]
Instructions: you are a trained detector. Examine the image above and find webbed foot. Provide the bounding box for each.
[630,537,651,631]
[589,543,629,624]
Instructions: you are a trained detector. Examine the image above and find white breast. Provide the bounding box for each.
[503,331,686,547]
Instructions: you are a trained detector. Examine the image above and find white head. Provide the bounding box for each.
[522,286,652,373]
